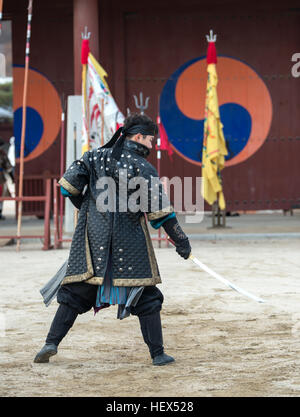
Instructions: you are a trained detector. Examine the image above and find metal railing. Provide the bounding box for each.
[0,178,52,250]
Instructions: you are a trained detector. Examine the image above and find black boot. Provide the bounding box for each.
[138,312,175,366]
[34,303,78,363]
[33,343,57,363]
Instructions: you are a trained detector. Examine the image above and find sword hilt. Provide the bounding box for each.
[166,236,175,246]
[167,236,193,259]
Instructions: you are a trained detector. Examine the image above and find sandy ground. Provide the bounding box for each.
[0,238,300,397]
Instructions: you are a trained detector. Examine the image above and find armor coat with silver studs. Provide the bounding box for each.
[59,139,173,287]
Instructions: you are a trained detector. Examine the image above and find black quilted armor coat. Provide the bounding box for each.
[59,139,173,287]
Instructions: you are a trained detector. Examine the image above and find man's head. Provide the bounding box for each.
[123,113,158,150]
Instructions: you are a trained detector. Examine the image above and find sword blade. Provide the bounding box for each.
[189,254,265,303]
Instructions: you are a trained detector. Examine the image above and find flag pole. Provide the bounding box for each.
[81,26,91,153]
[202,30,228,228]
[0,0,3,35]
[156,95,170,248]
[59,94,66,243]
[73,122,79,228]
[72,27,91,229]
[100,97,104,146]
[16,0,33,251]
[156,96,162,248]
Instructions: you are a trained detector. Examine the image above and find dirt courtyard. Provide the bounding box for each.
[0,238,300,397]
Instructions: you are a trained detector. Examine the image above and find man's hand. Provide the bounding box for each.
[162,215,192,260]
[175,238,191,260]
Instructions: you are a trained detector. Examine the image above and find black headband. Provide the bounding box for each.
[101,123,158,161]
[125,124,158,136]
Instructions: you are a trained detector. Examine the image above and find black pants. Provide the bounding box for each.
[57,282,164,317]
[48,282,165,357]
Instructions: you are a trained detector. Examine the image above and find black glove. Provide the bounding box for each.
[162,216,191,260]
[175,238,192,260]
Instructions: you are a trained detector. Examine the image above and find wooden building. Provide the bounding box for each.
[3,0,300,214]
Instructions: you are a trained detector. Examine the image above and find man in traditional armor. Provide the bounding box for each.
[34,114,191,366]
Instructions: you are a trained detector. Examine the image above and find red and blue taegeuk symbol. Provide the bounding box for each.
[13,66,62,163]
[160,56,273,167]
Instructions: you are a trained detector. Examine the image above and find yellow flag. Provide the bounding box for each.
[201,61,228,210]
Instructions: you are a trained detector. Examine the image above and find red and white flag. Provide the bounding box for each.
[157,115,173,160]
[81,39,124,153]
